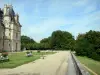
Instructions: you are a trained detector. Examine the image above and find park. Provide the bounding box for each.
[0,30,100,75]
[0,0,100,75]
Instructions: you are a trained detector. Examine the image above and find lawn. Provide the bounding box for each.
[0,51,56,68]
[77,56,100,75]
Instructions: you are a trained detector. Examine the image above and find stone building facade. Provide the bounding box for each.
[0,4,21,52]
[0,8,5,52]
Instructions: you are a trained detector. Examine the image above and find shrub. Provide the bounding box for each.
[37,50,40,53]
[1,50,8,57]
[0,50,9,62]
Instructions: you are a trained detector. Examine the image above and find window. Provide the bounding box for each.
[9,29,11,36]
[16,43,17,51]
[2,32,4,39]
[16,33,18,39]
[9,44,10,47]
[9,33,10,37]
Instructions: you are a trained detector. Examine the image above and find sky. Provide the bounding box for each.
[0,0,100,42]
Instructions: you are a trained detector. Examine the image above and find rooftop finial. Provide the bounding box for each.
[16,13,19,16]
[4,4,7,7]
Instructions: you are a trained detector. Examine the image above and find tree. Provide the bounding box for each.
[21,35,36,50]
[75,30,100,61]
[40,37,50,43]
[50,30,75,50]
[40,37,51,49]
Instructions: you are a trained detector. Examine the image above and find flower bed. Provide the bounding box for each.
[0,50,9,62]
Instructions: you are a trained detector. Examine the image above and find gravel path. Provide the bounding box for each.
[0,51,70,75]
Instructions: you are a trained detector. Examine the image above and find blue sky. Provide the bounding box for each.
[0,0,100,42]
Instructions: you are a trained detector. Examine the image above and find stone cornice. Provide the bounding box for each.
[5,27,21,32]
[3,38,20,41]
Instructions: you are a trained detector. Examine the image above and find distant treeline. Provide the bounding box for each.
[21,30,74,50]
[21,30,100,61]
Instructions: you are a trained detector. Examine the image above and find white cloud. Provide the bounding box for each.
[0,0,100,42]
[22,9,100,42]
[21,17,71,42]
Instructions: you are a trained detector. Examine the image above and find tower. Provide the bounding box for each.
[2,4,21,52]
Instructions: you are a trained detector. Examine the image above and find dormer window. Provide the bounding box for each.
[6,8,10,15]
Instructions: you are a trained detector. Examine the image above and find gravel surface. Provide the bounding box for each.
[0,51,70,75]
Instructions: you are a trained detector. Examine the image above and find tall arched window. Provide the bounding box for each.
[16,43,17,51]
[6,8,10,15]
[16,33,18,39]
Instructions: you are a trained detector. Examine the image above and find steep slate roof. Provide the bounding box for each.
[0,8,5,28]
[0,8,3,19]
[9,6,15,17]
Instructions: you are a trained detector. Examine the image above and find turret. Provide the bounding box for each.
[15,13,19,22]
[3,4,8,16]
[3,4,15,16]
[3,4,15,23]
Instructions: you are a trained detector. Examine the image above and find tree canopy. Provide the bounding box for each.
[21,35,36,50]
[75,30,100,61]
[21,30,75,50]
[50,30,74,50]
[21,30,100,61]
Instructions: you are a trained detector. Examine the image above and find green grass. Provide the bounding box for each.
[0,51,55,68]
[77,56,100,75]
